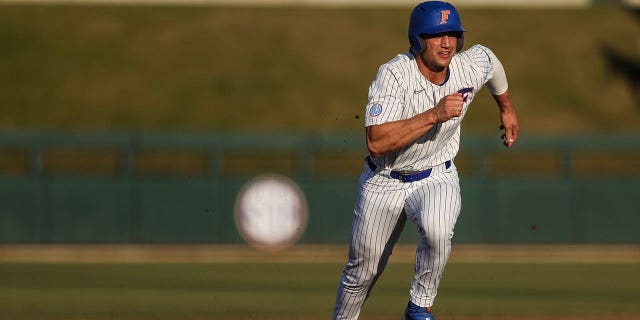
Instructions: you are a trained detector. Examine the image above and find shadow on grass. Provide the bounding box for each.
[600,7,640,108]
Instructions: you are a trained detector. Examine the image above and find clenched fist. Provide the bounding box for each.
[432,93,464,123]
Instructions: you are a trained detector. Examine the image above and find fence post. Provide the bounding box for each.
[31,143,51,243]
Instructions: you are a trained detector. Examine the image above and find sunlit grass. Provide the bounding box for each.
[0,261,638,319]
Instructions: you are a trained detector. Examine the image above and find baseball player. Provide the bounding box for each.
[332,1,519,320]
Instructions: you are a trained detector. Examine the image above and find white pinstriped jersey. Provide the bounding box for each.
[364,44,498,171]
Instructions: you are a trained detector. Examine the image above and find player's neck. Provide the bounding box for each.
[416,55,449,85]
[423,67,448,85]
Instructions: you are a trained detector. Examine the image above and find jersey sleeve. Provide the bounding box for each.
[464,44,508,94]
[364,64,406,127]
[485,50,508,95]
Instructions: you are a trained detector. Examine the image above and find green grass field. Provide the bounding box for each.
[1,246,639,320]
[0,5,639,134]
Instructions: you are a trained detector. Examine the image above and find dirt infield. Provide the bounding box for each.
[1,243,639,264]
[1,246,638,320]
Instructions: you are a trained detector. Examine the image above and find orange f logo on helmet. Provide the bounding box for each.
[440,10,451,24]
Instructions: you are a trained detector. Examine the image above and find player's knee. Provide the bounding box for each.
[343,261,380,286]
[425,229,454,247]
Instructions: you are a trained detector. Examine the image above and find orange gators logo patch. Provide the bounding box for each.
[440,10,451,24]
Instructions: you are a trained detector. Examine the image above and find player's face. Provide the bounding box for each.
[421,32,459,71]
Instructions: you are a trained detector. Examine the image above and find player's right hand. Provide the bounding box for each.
[432,93,464,123]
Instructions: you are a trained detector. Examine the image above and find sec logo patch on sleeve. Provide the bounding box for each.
[369,102,383,117]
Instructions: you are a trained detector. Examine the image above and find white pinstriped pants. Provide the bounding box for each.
[332,162,462,320]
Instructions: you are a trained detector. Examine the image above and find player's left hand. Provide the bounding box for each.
[499,109,519,148]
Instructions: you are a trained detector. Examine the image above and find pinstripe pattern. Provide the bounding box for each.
[364,44,494,172]
[406,169,461,307]
[333,45,497,319]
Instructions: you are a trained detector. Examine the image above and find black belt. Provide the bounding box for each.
[366,156,451,183]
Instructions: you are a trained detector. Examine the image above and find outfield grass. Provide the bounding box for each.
[1,261,639,319]
[0,5,638,134]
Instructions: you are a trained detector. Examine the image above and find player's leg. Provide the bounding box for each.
[333,180,407,320]
[405,169,461,310]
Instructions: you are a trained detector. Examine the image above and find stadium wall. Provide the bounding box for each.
[0,132,638,245]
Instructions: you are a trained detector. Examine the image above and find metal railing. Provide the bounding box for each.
[1,132,638,179]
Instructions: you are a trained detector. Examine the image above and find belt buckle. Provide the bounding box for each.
[397,170,417,182]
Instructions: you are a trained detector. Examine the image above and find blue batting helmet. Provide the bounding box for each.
[408,1,466,55]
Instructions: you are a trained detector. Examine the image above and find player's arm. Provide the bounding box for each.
[367,93,464,158]
[485,49,519,148]
[493,90,519,148]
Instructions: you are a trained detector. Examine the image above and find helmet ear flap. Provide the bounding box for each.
[410,35,425,55]
[456,33,464,52]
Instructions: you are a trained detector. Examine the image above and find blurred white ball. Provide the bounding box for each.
[234,173,308,251]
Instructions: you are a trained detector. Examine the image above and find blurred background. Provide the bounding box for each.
[0,0,638,245]
[0,0,639,318]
